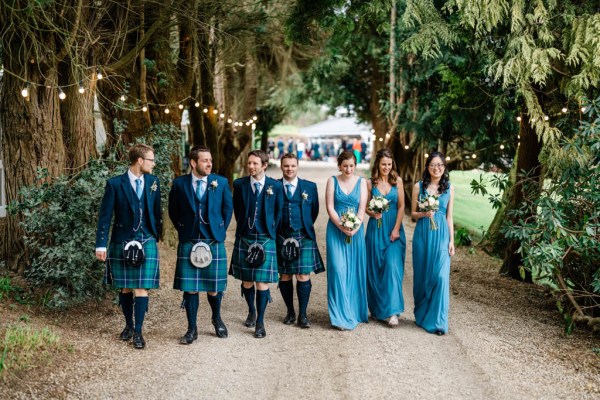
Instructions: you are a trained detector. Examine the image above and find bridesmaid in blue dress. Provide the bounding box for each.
[365,148,406,326]
[411,151,455,335]
[325,150,368,330]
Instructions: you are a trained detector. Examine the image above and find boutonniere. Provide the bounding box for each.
[150,181,158,192]
[302,191,309,201]
[266,186,274,196]
[210,180,218,190]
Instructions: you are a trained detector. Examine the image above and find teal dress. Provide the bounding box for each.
[412,181,451,334]
[326,176,368,330]
[365,185,406,320]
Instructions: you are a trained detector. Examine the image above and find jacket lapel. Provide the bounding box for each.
[184,174,196,211]
[121,173,136,213]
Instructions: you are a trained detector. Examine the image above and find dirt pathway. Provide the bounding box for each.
[4,162,598,399]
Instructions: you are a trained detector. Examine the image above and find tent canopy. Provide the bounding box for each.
[298,117,371,140]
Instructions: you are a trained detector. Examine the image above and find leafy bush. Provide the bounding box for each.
[454,227,472,247]
[9,126,179,309]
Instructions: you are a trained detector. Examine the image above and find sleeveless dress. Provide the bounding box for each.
[326,176,368,330]
[412,181,451,334]
[365,185,406,320]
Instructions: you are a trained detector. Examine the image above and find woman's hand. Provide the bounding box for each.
[424,210,435,218]
[390,228,400,242]
[371,212,382,220]
[449,242,455,256]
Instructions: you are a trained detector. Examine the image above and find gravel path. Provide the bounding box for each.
[4,162,598,399]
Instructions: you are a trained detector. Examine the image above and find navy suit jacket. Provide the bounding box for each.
[233,176,283,239]
[279,178,319,241]
[168,173,233,242]
[95,172,162,248]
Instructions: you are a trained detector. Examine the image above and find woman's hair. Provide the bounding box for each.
[422,151,450,194]
[370,148,398,186]
[337,150,356,166]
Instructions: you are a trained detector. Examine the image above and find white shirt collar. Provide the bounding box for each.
[250,175,266,190]
[192,173,208,186]
[128,169,144,185]
[283,177,298,188]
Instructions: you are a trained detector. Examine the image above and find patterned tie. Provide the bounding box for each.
[286,183,292,199]
[135,178,142,199]
[197,180,206,200]
[254,182,261,195]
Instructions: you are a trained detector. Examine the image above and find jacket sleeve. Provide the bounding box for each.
[168,180,179,229]
[232,180,243,226]
[154,179,163,241]
[222,178,234,229]
[273,184,284,230]
[96,180,116,248]
[311,184,319,223]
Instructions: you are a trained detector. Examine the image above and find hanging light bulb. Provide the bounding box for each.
[96,69,103,80]
[195,102,200,108]
[378,137,383,142]
[78,82,85,94]
[253,116,258,121]
[203,108,208,113]
[252,123,256,130]
[404,145,409,150]
[472,153,477,159]
[561,107,567,113]
[178,104,184,110]
[445,156,450,161]
[543,115,549,121]
[466,155,471,159]
[227,118,232,124]
[424,153,429,158]
[518,135,521,139]
[500,144,505,150]
[581,106,587,112]
[142,105,148,112]
[58,88,66,100]
[120,95,126,101]
[21,86,29,98]
[219,113,225,118]
[164,108,170,114]
[213,109,218,115]
[516,116,522,122]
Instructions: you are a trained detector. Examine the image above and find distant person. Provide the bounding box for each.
[95,143,162,350]
[312,143,322,160]
[340,138,348,155]
[365,148,406,326]
[325,151,368,330]
[277,139,285,159]
[268,140,275,159]
[411,151,454,336]
[361,141,367,162]
[297,141,306,160]
[287,139,294,154]
[352,138,362,164]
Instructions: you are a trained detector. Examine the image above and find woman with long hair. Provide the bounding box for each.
[325,151,369,330]
[365,148,406,326]
[411,151,455,335]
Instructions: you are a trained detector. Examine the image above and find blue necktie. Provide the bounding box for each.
[135,178,142,199]
[197,180,206,200]
[286,183,292,199]
[254,182,261,195]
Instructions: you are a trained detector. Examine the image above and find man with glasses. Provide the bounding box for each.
[96,143,162,349]
[169,146,233,344]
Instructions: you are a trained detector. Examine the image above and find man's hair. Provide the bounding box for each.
[129,143,154,165]
[189,145,211,162]
[248,149,269,166]
[280,153,298,163]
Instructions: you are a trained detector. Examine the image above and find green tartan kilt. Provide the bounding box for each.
[229,234,278,283]
[277,231,325,275]
[173,239,227,292]
[105,233,160,289]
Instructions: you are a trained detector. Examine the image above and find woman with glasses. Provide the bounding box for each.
[411,151,455,335]
[365,148,406,326]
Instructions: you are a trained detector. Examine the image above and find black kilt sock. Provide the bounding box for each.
[119,291,134,328]
[241,285,256,314]
[296,280,312,318]
[184,292,199,330]
[278,280,295,314]
[207,292,223,321]
[256,289,271,325]
[134,296,149,333]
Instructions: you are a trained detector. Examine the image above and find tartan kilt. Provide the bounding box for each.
[229,234,278,283]
[105,233,160,289]
[173,239,227,292]
[277,231,325,275]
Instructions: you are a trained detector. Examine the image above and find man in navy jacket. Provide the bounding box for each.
[96,143,162,349]
[169,146,233,344]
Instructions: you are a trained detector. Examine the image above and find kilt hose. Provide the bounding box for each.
[173,239,228,293]
[277,231,325,275]
[105,232,160,289]
[229,233,278,283]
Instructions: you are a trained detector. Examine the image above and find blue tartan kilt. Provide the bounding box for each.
[277,231,325,275]
[173,239,227,292]
[105,233,160,289]
[229,234,278,283]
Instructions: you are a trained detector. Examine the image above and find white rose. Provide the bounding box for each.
[348,213,356,219]
[375,200,383,209]
[344,220,354,228]
[428,197,436,206]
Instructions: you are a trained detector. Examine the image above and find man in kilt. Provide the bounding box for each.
[96,143,162,350]
[277,153,325,328]
[169,146,233,344]
[229,149,283,338]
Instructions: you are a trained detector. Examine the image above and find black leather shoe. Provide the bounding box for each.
[254,323,266,338]
[179,328,198,345]
[133,331,146,349]
[212,319,228,339]
[119,326,134,341]
[283,311,296,325]
[244,312,256,327]
[435,330,445,336]
[298,315,311,329]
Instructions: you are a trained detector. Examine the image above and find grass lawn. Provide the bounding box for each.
[450,170,501,237]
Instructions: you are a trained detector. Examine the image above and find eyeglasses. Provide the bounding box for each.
[143,158,155,163]
[428,163,444,168]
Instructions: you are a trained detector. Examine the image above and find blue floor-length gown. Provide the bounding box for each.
[366,185,406,320]
[326,176,368,330]
[412,181,451,334]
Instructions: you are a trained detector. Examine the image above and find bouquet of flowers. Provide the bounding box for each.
[340,208,362,243]
[368,195,390,228]
[418,194,440,230]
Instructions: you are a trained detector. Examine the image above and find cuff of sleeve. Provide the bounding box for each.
[96,247,107,252]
